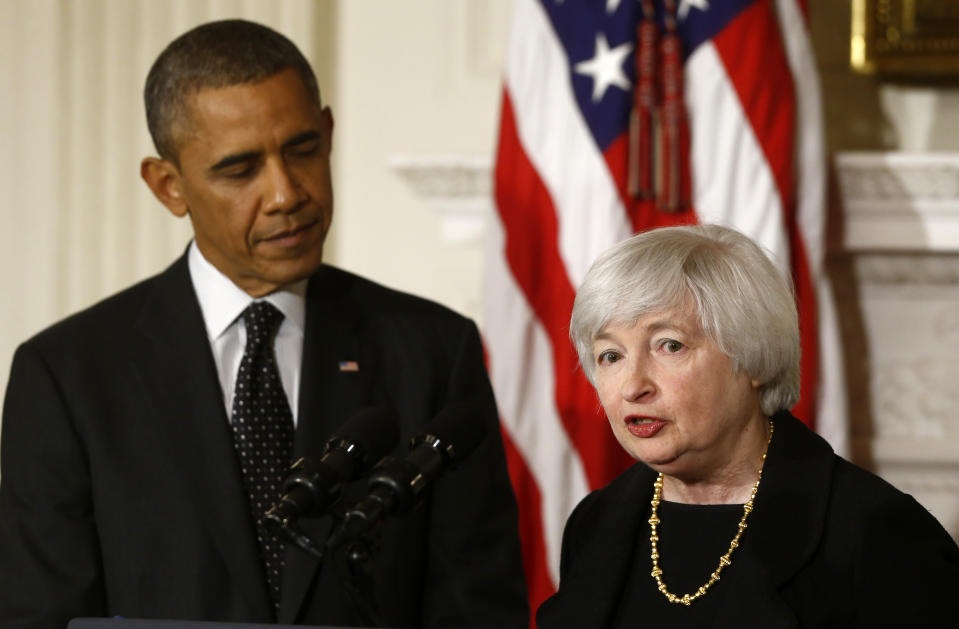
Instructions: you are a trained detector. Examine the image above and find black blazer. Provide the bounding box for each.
[0,254,528,628]
[537,411,959,628]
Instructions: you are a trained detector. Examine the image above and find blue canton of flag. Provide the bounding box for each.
[541,0,753,152]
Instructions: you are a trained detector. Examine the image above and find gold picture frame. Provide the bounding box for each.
[851,0,959,77]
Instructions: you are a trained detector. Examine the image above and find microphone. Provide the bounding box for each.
[326,402,486,550]
[261,405,399,556]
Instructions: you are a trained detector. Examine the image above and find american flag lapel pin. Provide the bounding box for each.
[338,360,359,372]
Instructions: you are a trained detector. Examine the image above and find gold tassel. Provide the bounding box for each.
[629,0,658,200]
[656,1,691,212]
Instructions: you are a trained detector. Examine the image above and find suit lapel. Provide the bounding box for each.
[279,266,379,624]
[130,255,274,617]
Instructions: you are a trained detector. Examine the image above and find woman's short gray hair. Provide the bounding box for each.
[570,224,800,416]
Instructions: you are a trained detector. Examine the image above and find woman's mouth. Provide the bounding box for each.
[625,416,667,438]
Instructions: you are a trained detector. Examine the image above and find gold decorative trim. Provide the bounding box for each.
[851,0,959,77]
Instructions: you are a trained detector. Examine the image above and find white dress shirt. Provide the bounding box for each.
[187,241,307,426]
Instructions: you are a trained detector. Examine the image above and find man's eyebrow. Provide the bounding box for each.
[209,151,260,173]
[283,129,322,148]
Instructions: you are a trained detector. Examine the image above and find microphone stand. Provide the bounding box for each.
[341,533,386,628]
[261,501,386,627]
[261,509,326,561]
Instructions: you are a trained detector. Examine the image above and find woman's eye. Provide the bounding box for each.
[597,350,620,365]
[660,339,684,353]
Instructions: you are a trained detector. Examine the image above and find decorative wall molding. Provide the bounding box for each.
[836,153,959,201]
[878,463,959,535]
[873,356,959,441]
[835,151,959,540]
[388,154,493,245]
[875,464,959,493]
[835,152,959,251]
[853,253,959,284]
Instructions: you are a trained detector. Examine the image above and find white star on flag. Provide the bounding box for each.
[678,0,710,21]
[574,33,633,103]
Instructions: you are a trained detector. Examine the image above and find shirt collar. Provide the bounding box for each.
[187,241,307,342]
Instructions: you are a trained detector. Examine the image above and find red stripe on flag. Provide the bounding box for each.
[480,338,554,624]
[494,91,633,489]
[713,0,795,215]
[787,232,819,426]
[500,425,554,628]
[713,0,818,428]
[788,228,819,429]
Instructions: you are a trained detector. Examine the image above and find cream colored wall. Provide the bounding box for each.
[329,0,508,318]
[0,0,507,401]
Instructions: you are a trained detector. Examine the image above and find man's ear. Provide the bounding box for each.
[141,157,189,218]
[322,106,334,153]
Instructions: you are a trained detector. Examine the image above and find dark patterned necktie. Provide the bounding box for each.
[231,301,294,611]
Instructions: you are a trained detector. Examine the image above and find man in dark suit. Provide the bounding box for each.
[0,19,527,628]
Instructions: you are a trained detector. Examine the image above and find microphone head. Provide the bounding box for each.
[325,405,399,467]
[411,402,486,466]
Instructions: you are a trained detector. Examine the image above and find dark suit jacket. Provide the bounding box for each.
[0,254,528,628]
[537,411,959,628]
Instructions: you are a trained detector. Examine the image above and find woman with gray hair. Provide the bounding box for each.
[536,224,959,628]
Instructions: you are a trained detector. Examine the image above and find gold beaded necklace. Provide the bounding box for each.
[648,419,773,606]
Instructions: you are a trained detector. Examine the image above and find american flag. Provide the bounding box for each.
[482,0,847,618]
